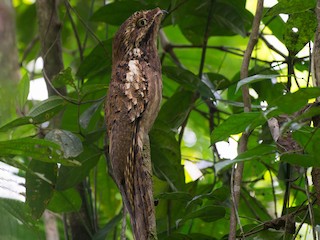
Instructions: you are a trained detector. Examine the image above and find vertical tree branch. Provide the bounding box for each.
[229,1,264,239]
[36,1,93,239]
[0,0,20,125]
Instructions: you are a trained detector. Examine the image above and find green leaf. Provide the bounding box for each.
[205,72,231,91]
[52,67,76,89]
[151,120,185,190]
[177,205,225,225]
[156,192,193,201]
[163,66,199,92]
[214,144,276,173]
[270,87,320,114]
[0,138,81,166]
[76,40,112,78]
[45,129,83,158]
[0,198,37,229]
[92,211,122,240]
[176,0,252,44]
[158,89,194,132]
[281,153,320,167]
[211,112,266,144]
[283,11,317,55]
[17,74,30,109]
[47,188,82,213]
[0,96,66,132]
[267,0,316,16]
[236,74,278,92]
[28,95,66,120]
[26,160,57,219]
[56,146,101,190]
[91,0,151,25]
[79,100,104,129]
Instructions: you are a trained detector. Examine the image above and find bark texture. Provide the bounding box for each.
[0,0,20,124]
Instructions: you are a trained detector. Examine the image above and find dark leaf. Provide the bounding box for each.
[26,160,57,219]
[47,188,82,213]
[92,211,122,240]
[56,146,101,190]
[45,129,83,158]
[76,40,112,78]
[177,205,225,225]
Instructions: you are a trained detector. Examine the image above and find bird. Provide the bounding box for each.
[105,8,164,240]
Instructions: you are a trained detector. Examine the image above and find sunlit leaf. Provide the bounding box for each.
[267,0,316,16]
[17,74,30,109]
[236,74,279,92]
[270,87,320,114]
[0,138,80,166]
[211,112,266,144]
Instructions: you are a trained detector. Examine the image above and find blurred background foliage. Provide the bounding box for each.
[0,0,319,239]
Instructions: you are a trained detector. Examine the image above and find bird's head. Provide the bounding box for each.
[113,8,164,61]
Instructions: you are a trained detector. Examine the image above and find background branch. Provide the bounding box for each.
[229,1,264,239]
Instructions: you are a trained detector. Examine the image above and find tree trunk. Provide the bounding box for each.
[36,1,93,239]
[0,0,20,125]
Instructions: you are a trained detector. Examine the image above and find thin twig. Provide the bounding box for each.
[64,0,83,62]
[229,1,264,239]
[304,169,316,239]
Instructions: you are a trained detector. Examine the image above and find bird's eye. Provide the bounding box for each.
[137,18,148,27]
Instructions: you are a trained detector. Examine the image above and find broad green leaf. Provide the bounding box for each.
[0,96,66,131]
[163,66,216,98]
[281,153,320,167]
[76,40,112,78]
[156,192,192,201]
[163,66,199,91]
[214,144,276,173]
[0,138,80,166]
[176,0,252,44]
[157,89,195,131]
[205,72,231,90]
[283,11,317,55]
[91,1,151,25]
[56,146,101,190]
[211,112,266,144]
[292,126,320,156]
[150,120,185,190]
[0,198,37,229]
[26,160,57,219]
[177,205,225,225]
[267,0,316,16]
[79,99,104,129]
[186,186,230,209]
[270,87,320,114]
[28,95,66,120]
[47,188,82,213]
[45,129,83,158]
[17,74,30,109]
[236,74,278,92]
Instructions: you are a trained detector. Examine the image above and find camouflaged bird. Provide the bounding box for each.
[105,8,164,240]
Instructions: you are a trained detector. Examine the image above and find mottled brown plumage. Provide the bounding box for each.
[105,8,163,240]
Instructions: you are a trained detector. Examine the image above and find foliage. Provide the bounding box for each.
[1,0,320,239]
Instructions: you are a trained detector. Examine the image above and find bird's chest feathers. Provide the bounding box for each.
[113,47,161,123]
